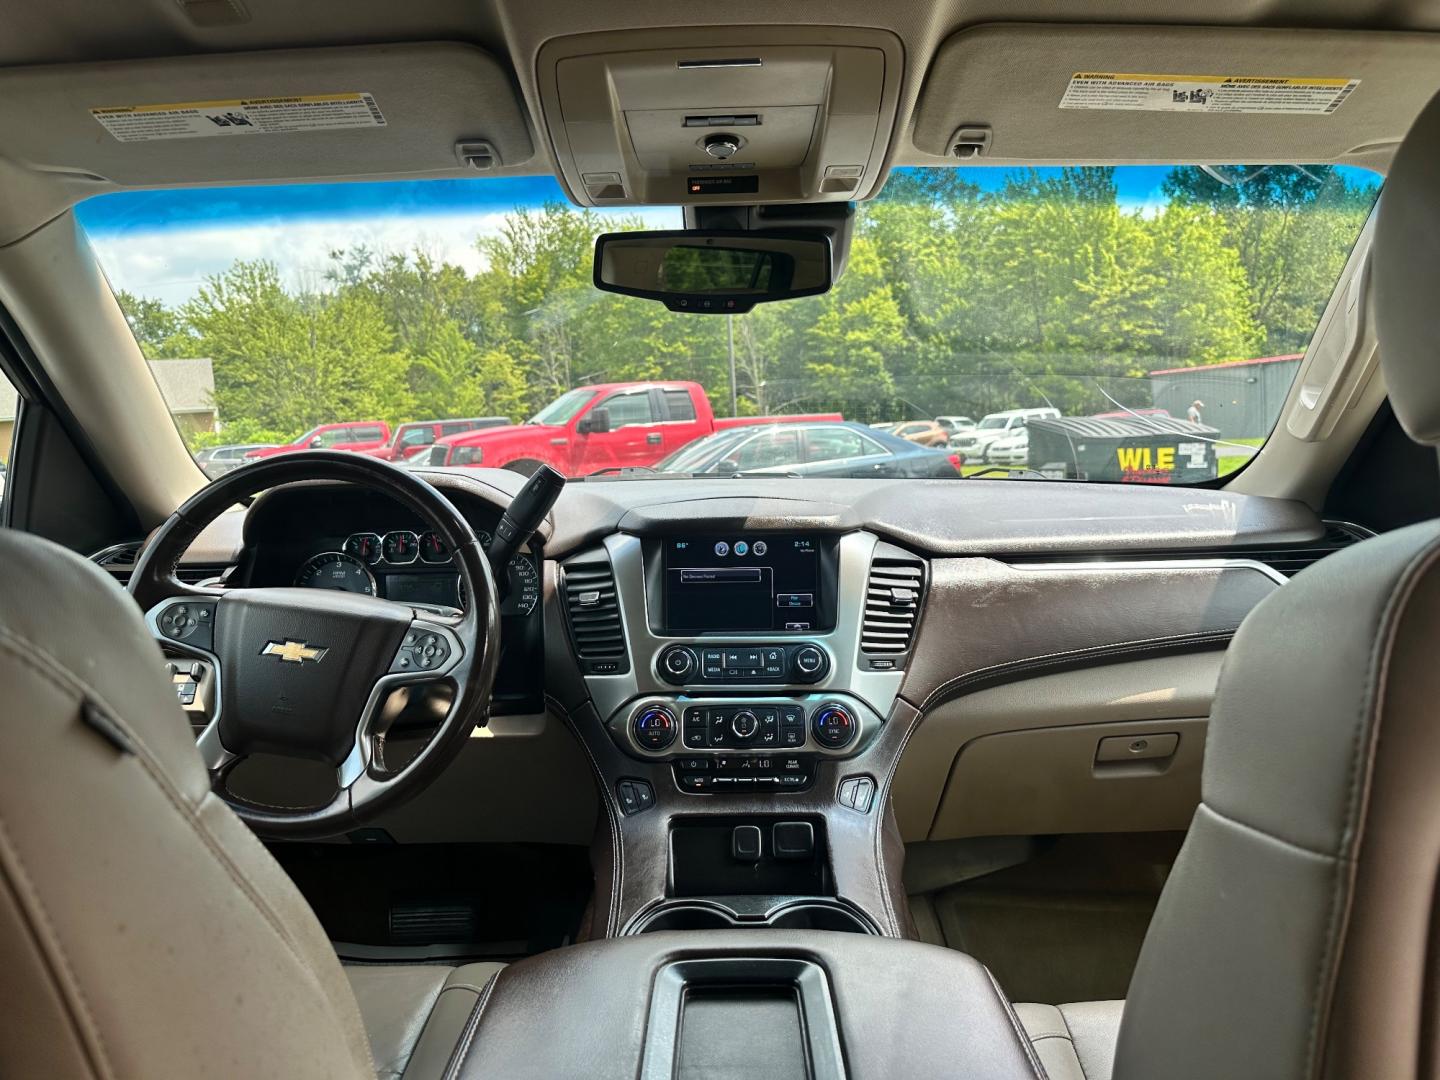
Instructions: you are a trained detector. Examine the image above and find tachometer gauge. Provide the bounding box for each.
[418,531,450,565]
[295,551,376,595]
[382,530,419,564]
[343,532,383,566]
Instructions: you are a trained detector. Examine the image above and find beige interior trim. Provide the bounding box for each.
[0,42,536,246]
[909,23,1440,167]
[0,210,203,524]
[892,650,1223,842]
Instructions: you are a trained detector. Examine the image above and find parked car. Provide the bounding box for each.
[983,428,1030,466]
[245,421,391,459]
[419,381,840,475]
[949,407,1062,461]
[193,444,277,478]
[890,420,952,447]
[360,417,510,462]
[934,415,976,437]
[654,421,964,479]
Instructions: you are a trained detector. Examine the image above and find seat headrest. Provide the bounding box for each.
[1375,88,1440,445]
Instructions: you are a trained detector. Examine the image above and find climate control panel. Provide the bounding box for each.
[610,693,873,796]
[656,642,831,686]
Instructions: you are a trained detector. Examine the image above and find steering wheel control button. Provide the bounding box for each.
[617,779,655,815]
[390,625,454,673]
[838,775,877,814]
[633,705,678,751]
[812,703,857,749]
[659,645,698,684]
[158,601,216,648]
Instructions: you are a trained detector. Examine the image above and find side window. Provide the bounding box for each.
[0,374,14,516]
[397,426,434,448]
[311,427,347,447]
[804,428,868,462]
[451,446,483,466]
[439,421,471,437]
[599,391,655,428]
[662,389,697,422]
[732,427,801,470]
[352,425,385,442]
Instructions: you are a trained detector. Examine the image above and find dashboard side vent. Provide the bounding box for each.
[91,541,230,589]
[861,551,925,669]
[1224,520,1372,578]
[562,550,629,675]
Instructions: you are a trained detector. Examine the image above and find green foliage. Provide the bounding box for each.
[111,166,1378,444]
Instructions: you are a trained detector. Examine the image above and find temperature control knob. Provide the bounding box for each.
[633,705,678,751]
[659,646,698,684]
[812,702,857,749]
[792,644,829,683]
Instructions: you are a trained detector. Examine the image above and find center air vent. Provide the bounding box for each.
[860,551,925,670]
[562,550,629,676]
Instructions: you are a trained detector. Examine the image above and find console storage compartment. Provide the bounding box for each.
[449,930,1043,1079]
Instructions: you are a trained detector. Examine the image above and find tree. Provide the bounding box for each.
[182,260,412,441]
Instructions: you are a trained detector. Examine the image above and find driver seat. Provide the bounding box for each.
[0,528,496,1078]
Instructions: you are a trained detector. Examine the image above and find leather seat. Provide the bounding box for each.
[0,524,496,1078]
[345,963,505,1079]
[1013,86,1440,1080]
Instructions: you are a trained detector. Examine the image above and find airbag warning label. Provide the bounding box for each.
[91,93,386,142]
[1060,73,1359,115]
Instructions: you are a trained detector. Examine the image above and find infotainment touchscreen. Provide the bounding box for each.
[663,535,826,632]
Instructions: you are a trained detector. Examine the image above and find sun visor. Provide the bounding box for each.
[0,43,534,187]
[911,24,1440,165]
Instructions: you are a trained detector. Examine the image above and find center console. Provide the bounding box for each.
[548,523,926,941]
[447,930,1043,1080]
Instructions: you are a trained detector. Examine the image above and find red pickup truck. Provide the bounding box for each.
[360,417,511,462]
[413,382,840,476]
[245,421,391,459]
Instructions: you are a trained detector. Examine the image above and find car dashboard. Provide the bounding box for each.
[168,467,1365,938]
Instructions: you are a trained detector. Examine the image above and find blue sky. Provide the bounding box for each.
[75,165,1380,306]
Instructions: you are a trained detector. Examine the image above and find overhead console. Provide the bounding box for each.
[536,27,903,206]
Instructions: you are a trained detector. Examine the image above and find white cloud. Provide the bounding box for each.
[87,206,681,307]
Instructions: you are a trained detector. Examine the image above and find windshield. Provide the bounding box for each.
[76,164,1379,485]
[530,388,595,426]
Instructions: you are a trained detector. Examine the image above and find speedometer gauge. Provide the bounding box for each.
[467,530,538,616]
[295,551,376,595]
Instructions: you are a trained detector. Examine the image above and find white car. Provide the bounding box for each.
[982,428,1030,465]
[949,407,1060,460]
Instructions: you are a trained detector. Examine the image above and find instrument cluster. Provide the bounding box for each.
[294,529,539,616]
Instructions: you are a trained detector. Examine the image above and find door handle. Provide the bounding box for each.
[647,433,662,445]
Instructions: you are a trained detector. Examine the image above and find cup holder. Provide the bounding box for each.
[631,899,877,935]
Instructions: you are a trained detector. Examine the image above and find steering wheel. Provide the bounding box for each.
[128,451,501,838]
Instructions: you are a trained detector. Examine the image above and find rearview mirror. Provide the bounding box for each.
[593,231,832,313]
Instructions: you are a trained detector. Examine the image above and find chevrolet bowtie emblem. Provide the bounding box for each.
[261,640,328,664]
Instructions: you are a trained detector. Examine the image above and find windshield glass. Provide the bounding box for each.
[76,164,1379,484]
[530,388,595,426]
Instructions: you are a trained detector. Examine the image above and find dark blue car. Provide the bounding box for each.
[656,421,963,479]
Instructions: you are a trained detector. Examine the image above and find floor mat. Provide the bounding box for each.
[913,833,1183,1004]
[271,841,591,961]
